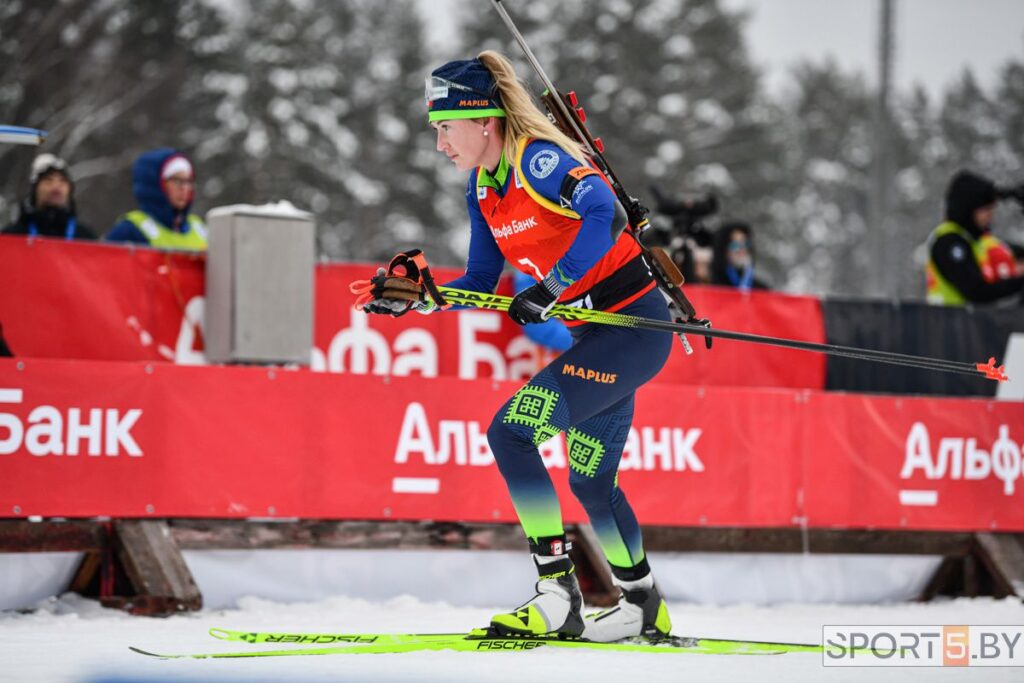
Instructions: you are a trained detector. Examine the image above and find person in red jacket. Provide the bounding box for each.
[358,52,673,643]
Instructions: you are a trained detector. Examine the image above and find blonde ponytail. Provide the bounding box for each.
[477,50,589,166]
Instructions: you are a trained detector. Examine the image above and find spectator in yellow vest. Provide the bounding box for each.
[106,148,207,251]
[925,170,1024,305]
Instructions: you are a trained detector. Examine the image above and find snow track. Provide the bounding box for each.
[2,594,1023,682]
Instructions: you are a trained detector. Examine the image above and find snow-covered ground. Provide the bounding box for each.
[2,593,1024,682]
[2,548,1022,681]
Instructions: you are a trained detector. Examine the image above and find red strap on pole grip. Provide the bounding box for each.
[401,250,449,310]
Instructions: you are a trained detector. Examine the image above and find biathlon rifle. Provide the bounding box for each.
[488,0,710,354]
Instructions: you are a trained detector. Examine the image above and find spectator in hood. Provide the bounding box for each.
[711,221,769,291]
[1,153,97,240]
[926,170,1024,305]
[106,148,207,251]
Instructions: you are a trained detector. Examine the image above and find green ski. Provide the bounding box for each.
[207,626,822,654]
[115,626,826,658]
[130,639,461,659]
[132,637,790,658]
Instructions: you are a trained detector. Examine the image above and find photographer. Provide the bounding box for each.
[647,184,716,284]
[925,170,1024,306]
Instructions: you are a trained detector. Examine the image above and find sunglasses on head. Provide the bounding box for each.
[425,76,494,104]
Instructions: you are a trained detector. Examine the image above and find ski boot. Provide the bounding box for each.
[490,535,584,638]
[582,561,672,643]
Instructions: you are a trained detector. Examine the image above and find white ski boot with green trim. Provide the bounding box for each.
[490,540,584,638]
[582,571,672,643]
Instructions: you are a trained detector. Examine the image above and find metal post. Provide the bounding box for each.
[868,0,895,297]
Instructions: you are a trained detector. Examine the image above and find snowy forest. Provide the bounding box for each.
[1,0,1022,298]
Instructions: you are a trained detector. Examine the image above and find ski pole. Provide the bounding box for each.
[436,286,1007,382]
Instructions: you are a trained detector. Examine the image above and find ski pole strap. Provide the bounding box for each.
[389,249,450,310]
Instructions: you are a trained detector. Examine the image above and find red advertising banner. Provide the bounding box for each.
[803,394,1024,530]
[0,238,206,362]
[0,236,825,388]
[1,358,1020,530]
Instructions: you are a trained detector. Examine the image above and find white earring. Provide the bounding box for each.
[483,130,489,136]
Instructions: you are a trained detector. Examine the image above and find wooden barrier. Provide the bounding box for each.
[2,519,1022,615]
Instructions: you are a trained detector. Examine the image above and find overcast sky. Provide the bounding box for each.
[723,0,1024,97]
[421,0,1024,99]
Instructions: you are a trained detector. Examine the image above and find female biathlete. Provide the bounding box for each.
[357,52,674,643]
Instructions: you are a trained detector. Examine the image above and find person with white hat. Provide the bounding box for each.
[2,153,97,240]
[106,148,207,251]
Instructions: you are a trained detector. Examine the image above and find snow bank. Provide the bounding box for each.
[206,201,312,220]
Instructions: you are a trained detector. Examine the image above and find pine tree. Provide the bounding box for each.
[205,0,452,263]
[0,0,233,233]
[937,69,1012,191]
[886,85,949,298]
[993,57,1024,246]
[997,59,1024,173]
[771,60,874,295]
[1,0,448,261]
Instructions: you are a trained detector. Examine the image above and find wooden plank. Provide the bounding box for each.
[918,556,956,601]
[0,519,977,558]
[973,533,1024,599]
[640,526,974,556]
[0,520,103,552]
[170,519,527,551]
[963,554,979,597]
[113,520,201,615]
[67,551,102,594]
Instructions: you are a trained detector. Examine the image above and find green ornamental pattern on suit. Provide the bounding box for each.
[502,385,562,445]
[566,428,605,478]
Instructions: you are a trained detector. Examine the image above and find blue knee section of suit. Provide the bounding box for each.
[567,470,615,509]
[486,412,526,478]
